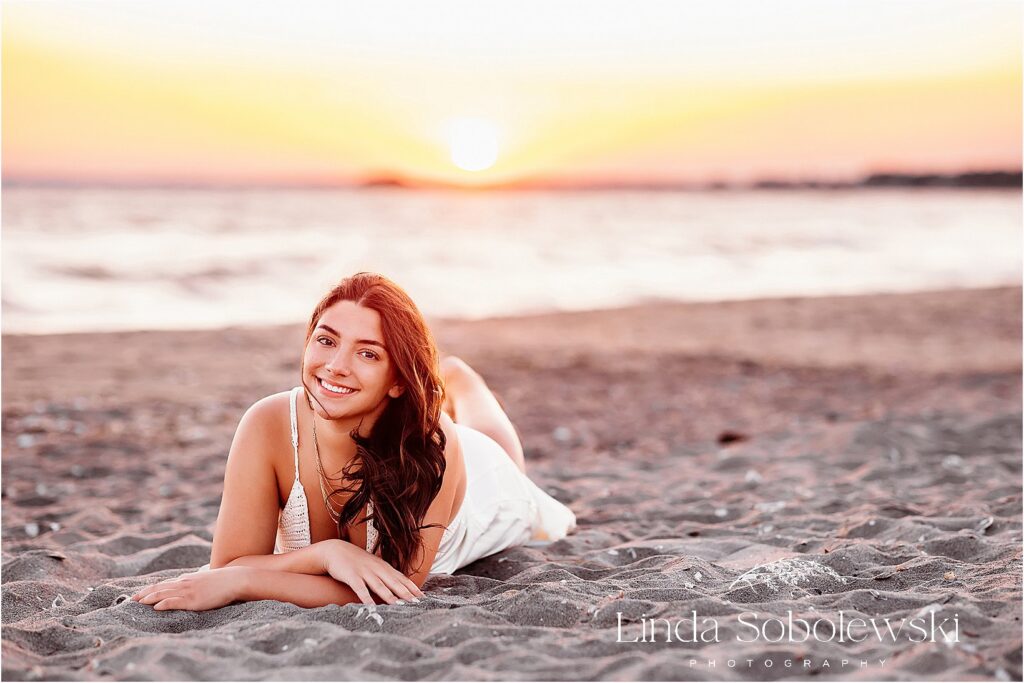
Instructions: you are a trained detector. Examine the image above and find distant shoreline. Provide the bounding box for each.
[4,170,1021,192]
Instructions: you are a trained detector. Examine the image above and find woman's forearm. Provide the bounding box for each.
[219,540,336,575]
[239,568,366,608]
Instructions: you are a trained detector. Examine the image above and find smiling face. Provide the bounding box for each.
[302,300,405,427]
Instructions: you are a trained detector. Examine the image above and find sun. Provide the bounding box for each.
[446,117,499,172]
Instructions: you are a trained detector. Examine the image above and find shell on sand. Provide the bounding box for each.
[728,558,848,593]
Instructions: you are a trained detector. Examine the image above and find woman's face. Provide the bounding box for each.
[302,300,404,424]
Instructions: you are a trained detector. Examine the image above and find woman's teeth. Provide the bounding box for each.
[320,379,357,394]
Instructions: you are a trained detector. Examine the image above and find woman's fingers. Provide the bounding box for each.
[363,574,399,604]
[366,556,425,599]
[137,587,183,605]
[133,576,190,601]
[133,580,178,599]
[389,567,424,598]
[354,556,402,603]
[379,572,420,602]
[347,577,375,606]
[404,576,426,598]
[132,582,168,600]
[153,597,187,611]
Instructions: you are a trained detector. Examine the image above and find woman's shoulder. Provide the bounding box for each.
[244,390,293,419]
[437,412,465,473]
[230,390,294,461]
[238,390,292,430]
[226,391,296,501]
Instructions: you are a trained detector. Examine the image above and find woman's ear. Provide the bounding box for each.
[388,384,406,399]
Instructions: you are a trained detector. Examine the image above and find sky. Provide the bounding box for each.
[3,0,1021,187]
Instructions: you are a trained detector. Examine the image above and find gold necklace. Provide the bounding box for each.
[310,412,344,525]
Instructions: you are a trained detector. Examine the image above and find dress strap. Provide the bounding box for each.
[289,387,300,478]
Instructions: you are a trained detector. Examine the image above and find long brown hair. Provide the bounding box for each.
[303,272,446,575]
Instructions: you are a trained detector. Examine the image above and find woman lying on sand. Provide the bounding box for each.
[132,272,576,610]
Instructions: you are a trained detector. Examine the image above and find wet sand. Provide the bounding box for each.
[2,286,1021,681]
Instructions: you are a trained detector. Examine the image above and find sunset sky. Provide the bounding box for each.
[3,1,1021,187]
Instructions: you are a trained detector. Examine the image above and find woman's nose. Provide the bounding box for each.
[325,353,352,376]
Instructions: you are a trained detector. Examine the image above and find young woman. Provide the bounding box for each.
[132,273,576,611]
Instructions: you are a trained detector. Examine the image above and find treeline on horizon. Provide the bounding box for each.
[507,170,1024,191]
[758,170,1023,190]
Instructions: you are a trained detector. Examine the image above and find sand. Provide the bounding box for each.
[2,286,1021,681]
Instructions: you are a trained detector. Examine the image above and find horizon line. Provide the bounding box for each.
[3,169,1021,192]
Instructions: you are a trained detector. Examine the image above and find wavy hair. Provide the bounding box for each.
[303,272,446,575]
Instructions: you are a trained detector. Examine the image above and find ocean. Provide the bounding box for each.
[2,187,1020,334]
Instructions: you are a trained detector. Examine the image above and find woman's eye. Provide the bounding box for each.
[359,350,379,360]
[316,336,334,346]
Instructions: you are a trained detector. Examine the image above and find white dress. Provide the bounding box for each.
[274,387,576,574]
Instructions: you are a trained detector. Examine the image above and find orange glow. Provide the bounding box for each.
[3,1,1020,187]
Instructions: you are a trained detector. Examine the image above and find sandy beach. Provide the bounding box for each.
[2,286,1021,681]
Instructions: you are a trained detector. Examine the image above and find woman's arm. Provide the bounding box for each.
[223,539,424,606]
[133,565,389,610]
[239,568,368,608]
[218,540,329,573]
[208,395,289,567]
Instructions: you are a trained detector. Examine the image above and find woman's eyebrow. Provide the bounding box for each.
[315,324,386,349]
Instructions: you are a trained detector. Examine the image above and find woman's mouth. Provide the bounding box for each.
[319,378,358,396]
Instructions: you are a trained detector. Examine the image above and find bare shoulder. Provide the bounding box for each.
[237,391,291,437]
[438,412,464,468]
[243,391,291,423]
[230,391,293,466]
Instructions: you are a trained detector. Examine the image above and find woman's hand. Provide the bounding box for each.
[131,566,251,612]
[318,539,425,606]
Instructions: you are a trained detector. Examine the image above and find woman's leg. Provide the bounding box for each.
[440,356,526,473]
